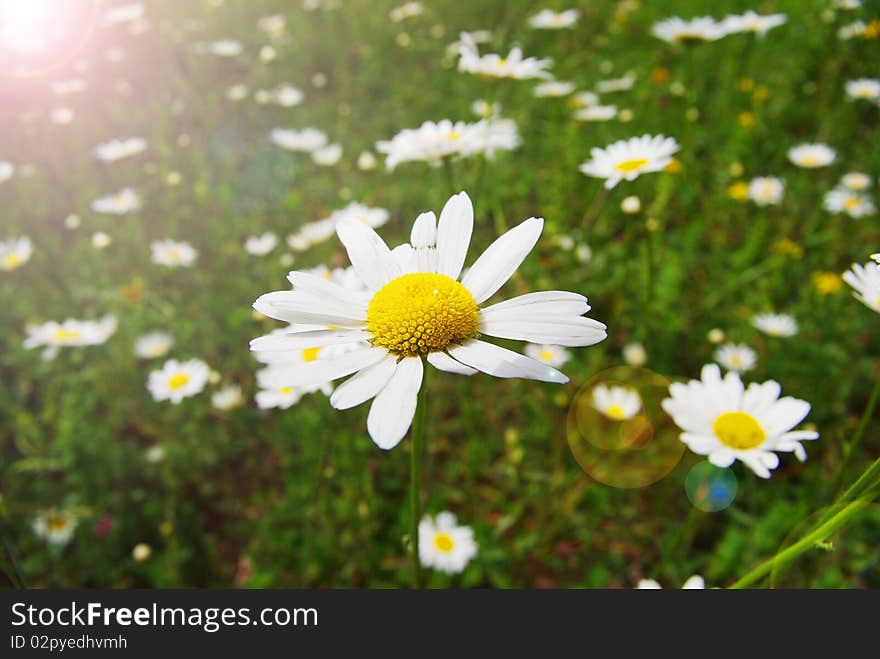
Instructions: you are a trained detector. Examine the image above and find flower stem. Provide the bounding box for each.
[833,375,880,492]
[409,378,428,589]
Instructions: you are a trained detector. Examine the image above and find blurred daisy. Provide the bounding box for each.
[312,143,343,166]
[788,143,836,168]
[24,316,117,360]
[638,575,705,589]
[747,176,785,206]
[418,512,477,574]
[723,11,787,36]
[390,2,423,22]
[652,16,728,43]
[0,161,13,183]
[151,240,198,267]
[51,78,86,95]
[1,236,32,271]
[528,9,579,29]
[272,84,304,107]
[843,260,880,313]
[574,105,617,122]
[225,84,248,101]
[823,188,876,218]
[33,509,78,546]
[621,196,641,214]
[134,331,174,359]
[833,0,861,8]
[457,32,552,80]
[596,73,636,93]
[245,232,279,256]
[840,172,872,191]
[715,343,757,373]
[838,21,868,40]
[534,81,575,97]
[357,151,378,170]
[51,107,75,125]
[592,384,642,421]
[132,543,152,562]
[845,78,880,102]
[91,188,141,215]
[212,384,245,410]
[271,127,328,152]
[251,191,606,449]
[752,313,798,337]
[524,343,571,367]
[208,40,242,57]
[623,342,646,366]
[257,14,286,39]
[91,232,112,249]
[662,364,819,478]
[571,90,599,108]
[579,135,680,189]
[259,45,277,62]
[147,359,210,404]
[95,137,146,162]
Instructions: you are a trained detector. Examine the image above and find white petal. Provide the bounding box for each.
[410,211,437,248]
[253,292,365,327]
[427,351,477,375]
[336,220,400,291]
[367,357,424,449]
[480,290,590,318]
[447,339,567,383]
[249,329,370,352]
[260,346,386,388]
[330,355,399,409]
[479,314,607,347]
[707,448,736,468]
[391,243,418,273]
[461,217,543,303]
[435,191,473,280]
[287,270,371,310]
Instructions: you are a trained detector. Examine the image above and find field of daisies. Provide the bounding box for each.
[1,0,879,589]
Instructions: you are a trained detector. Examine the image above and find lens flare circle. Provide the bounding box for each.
[684,462,737,512]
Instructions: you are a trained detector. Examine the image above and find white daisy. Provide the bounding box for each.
[571,90,599,108]
[272,84,304,107]
[838,21,867,40]
[1,236,33,271]
[457,32,552,80]
[579,134,680,189]
[270,127,328,153]
[212,384,245,410]
[652,16,728,44]
[528,9,579,30]
[714,343,757,373]
[638,575,705,589]
[824,188,876,218]
[747,176,785,206]
[287,204,390,251]
[357,151,378,170]
[833,0,861,8]
[251,191,607,449]
[134,331,174,359]
[418,512,477,574]
[787,143,836,168]
[845,78,880,102]
[51,78,86,95]
[389,1,423,22]
[91,188,141,215]
[51,107,75,125]
[95,137,146,162]
[524,343,571,367]
[91,232,112,249]
[596,73,636,93]
[752,313,798,337]
[533,80,575,97]
[24,315,117,360]
[621,196,641,214]
[151,240,198,267]
[226,84,248,101]
[33,509,78,546]
[843,260,880,313]
[245,232,279,256]
[592,384,642,421]
[622,342,646,366]
[722,11,787,36]
[207,40,242,57]
[840,172,872,191]
[574,105,618,122]
[0,161,14,183]
[147,358,210,404]
[257,14,286,39]
[662,364,819,478]
[311,143,343,166]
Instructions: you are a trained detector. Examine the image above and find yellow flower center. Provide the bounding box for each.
[615,158,649,173]
[47,515,69,531]
[3,253,23,269]
[301,347,320,362]
[712,411,766,450]
[800,155,818,167]
[433,532,455,553]
[497,58,507,67]
[844,196,860,210]
[539,350,555,362]
[730,355,742,367]
[280,386,293,394]
[53,328,80,341]
[366,273,479,357]
[446,132,461,141]
[168,373,190,390]
[606,405,626,420]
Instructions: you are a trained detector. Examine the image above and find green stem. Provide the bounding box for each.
[834,376,880,490]
[409,377,428,589]
[837,455,880,507]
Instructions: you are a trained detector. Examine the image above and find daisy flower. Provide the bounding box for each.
[840,172,872,191]
[714,343,757,373]
[23,316,117,360]
[207,40,242,57]
[147,359,210,404]
[596,73,636,93]
[457,32,552,80]
[271,84,304,107]
[257,14,286,39]
[747,177,785,206]
[91,188,141,214]
[638,575,705,589]
[418,512,478,574]
[0,161,13,183]
[661,364,819,478]
[1,236,33,271]
[33,508,78,546]
[651,16,728,44]
[592,384,642,421]
[751,313,798,337]
[528,9,579,30]
[95,137,146,162]
[571,90,599,108]
[533,80,575,97]
[51,107,75,125]
[151,240,198,267]
[722,11,787,36]
[357,151,378,170]
[845,78,880,102]
[843,260,880,313]
[52,78,86,95]
[311,143,343,166]
[524,343,571,367]
[823,188,876,218]
[134,331,174,359]
[270,127,328,152]
[287,204,390,251]
[389,2,423,22]
[787,143,836,168]
[212,384,245,410]
[579,135,680,189]
[574,105,617,122]
[251,191,607,449]
[245,232,279,256]
[622,342,646,366]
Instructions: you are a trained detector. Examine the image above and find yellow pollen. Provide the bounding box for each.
[168,373,190,390]
[3,253,23,269]
[366,273,479,357]
[730,355,742,366]
[712,411,766,450]
[301,347,320,362]
[53,328,80,341]
[497,58,507,67]
[844,196,860,210]
[615,158,649,173]
[280,386,293,394]
[539,350,555,362]
[47,515,69,531]
[800,155,818,167]
[606,405,626,420]
[433,532,455,553]
[446,132,461,140]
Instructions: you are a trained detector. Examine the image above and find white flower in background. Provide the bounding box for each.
[212,384,245,410]
[579,135,680,189]
[91,188,141,215]
[390,1,423,22]
[533,80,575,97]
[312,143,343,166]
[208,40,242,57]
[638,575,705,589]
[287,220,335,252]
[592,384,642,421]
[245,232,279,256]
[151,240,197,267]
[287,204,390,251]
[51,107,75,125]
[621,196,641,214]
[259,45,277,62]
[707,328,725,344]
[251,191,606,449]
[24,316,117,360]
[623,342,646,366]
[823,188,876,218]
[357,151,377,170]
[470,99,499,117]
[95,137,146,162]
[272,84,304,107]
[845,78,880,102]
[838,21,868,40]
[135,331,174,359]
[528,8,579,29]
[257,14,286,39]
[418,512,477,574]
[270,127,328,152]
[722,11,787,36]
[752,313,798,337]
[833,0,861,8]
[457,32,552,80]
[840,172,872,191]
[843,260,880,313]
[147,358,210,404]
[225,84,248,101]
[571,90,599,107]
[652,16,728,43]
[714,343,757,373]
[596,73,636,93]
[102,3,144,26]
[524,343,571,367]
[574,105,618,122]
[787,143,836,168]
[132,543,152,562]
[330,203,390,230]
[1,236,33,271]
[747,176,785,206]
[662,364,819,478]
[91,232,112,249]
[33,509,78,546]
[51,78,87,95]
[0,161,15,183]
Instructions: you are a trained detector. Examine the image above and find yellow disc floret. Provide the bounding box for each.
[366,273,479,357]
[433,532,455,553]
[615,158,649,173]
[712,411,766,450]
[168,373,190,390]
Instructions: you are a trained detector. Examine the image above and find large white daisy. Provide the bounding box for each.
[418,512,478,575]
[579,135,679,189]
[251,192,607,449]
[843,260,880,313]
